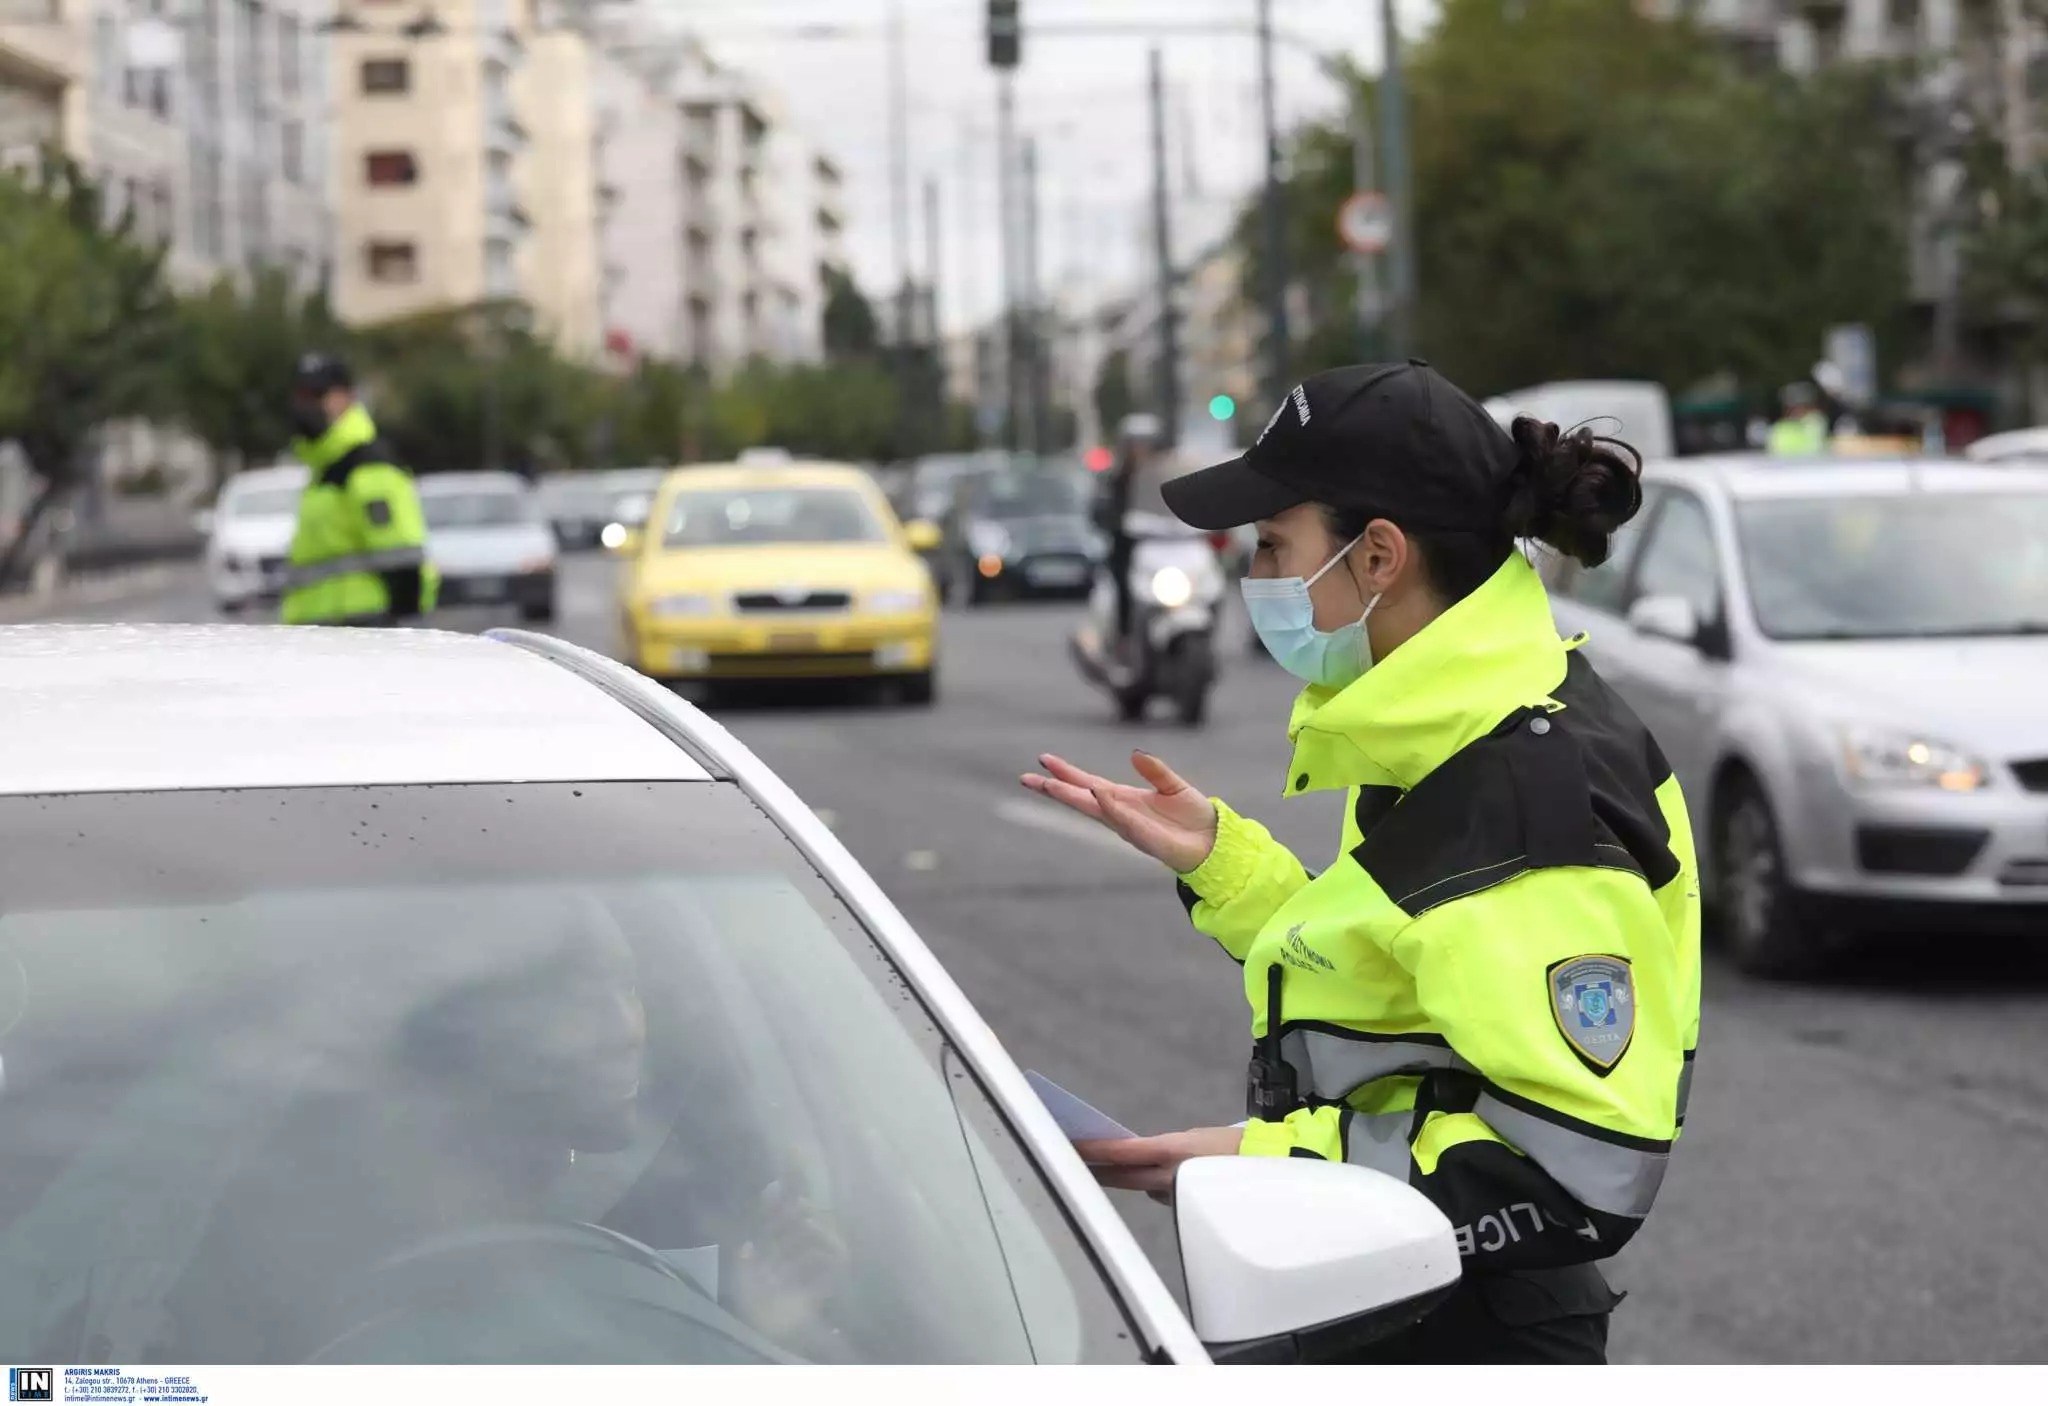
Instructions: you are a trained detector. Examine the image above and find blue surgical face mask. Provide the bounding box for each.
[1240,533,1383,689]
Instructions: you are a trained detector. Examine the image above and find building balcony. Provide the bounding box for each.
[0,0,80,93]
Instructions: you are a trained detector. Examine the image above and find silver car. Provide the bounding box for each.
[1541,457,2048,976]
[418,471,559,621]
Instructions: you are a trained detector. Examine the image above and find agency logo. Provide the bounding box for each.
[8,1367,52,1402]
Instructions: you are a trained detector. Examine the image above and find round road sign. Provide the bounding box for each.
[1338,191,1392,254]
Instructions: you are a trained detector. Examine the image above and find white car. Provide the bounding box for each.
[418,471,558,621]
[1962,426,2048,463]
[1541,456,2048,976]
[200,464,309,613]
[0,623,1460,1364]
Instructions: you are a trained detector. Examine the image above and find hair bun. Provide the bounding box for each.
[1500,416,1644,568]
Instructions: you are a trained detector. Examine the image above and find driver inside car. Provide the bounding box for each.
[173,912,845,1363]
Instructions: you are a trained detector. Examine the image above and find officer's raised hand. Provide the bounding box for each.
[1021,751,1217,874]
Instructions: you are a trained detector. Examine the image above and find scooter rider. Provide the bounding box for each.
[1093,414,1167,670]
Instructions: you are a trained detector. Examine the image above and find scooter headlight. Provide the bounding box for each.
[1150,566,1193,608]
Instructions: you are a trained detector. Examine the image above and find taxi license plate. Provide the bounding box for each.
[768,632,817,651]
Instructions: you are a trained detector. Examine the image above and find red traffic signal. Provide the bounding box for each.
[1083,445,1113,473]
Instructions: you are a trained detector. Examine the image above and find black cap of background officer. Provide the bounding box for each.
[290,351,354,440]
[1161,359,1644,577]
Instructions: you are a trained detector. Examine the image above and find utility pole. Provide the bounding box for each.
[1022,134,1047,455]
[1255,0,1289,403]
[997,73,1021,451]
[1346,65,1383,362]
[888,0,912,346]
[924,173,943,450]
[1149,46,1181,447]
[1378,0,1416,359]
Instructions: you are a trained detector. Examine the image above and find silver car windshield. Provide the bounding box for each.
[0,783,1140,1365]
[423,491,530,529]
[663,488,885,547]
[224,488,302,518]
[1737,492,2048,639]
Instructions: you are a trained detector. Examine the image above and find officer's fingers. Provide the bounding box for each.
[1129,750,1198,798]
[1038,753,1114,792]
[1021,772,1106,822]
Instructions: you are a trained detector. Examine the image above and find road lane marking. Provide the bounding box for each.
[994,797,1154,864]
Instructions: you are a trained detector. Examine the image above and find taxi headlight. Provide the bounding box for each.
[1150,566,1194,608]
[648,594,716,618]
[866,588,926,613]
[1840,726,1987,793]
[600,523,628,549]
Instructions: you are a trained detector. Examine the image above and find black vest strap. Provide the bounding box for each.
[318,439,396,489]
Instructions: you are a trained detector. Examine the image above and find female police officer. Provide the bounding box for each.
[1022,362,1701,1365]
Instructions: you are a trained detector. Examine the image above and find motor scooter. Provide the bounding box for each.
[1069,512,1225,725]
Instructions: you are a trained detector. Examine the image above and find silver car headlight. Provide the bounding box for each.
[648,594,717,618]
[1150,566,1194,608]
[866,588,926,613]
[1840,726,1987,793]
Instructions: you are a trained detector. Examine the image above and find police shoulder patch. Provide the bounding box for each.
[364,498,393,528]
[1548,953,1635,1075]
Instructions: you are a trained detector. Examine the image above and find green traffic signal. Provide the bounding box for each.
[1208,394,1236,421]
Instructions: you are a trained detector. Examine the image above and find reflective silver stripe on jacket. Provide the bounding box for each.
[1342,1109,1415,1180]
[1280,1027,1465,1103]
[1475,1092,1668,1219]
[283,546,427,590]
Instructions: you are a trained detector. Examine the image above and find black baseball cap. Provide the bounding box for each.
[1161,360,1523,532]
[291,350,354,395]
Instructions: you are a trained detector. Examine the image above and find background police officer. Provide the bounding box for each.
[1767,382,1831,456]
[280,353,438,627]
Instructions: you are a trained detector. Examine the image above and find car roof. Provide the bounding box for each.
[658,461,876,492]
[0,625,712,796]
[1964,426,2048,460]
[1644,454,2048,499]
[222,465,308,493]
[417,471,530,494]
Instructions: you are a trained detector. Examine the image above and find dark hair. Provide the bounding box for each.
[1321,415,1644,603]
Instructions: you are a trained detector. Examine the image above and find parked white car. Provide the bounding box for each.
[418,471,558,622]
[1962,426,2048,464]
[200,464,308,614]
[0,623,1461,1364]
[1540,456,2048,976]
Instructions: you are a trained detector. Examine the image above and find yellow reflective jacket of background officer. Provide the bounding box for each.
[1766,411,1829,456]
[1177,552,1701,1269]
[281,405,439,625]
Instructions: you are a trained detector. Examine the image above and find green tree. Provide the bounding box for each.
[0,156,183,586]
[1093,348,1136,435]
[822,265,881,361]
[175,265,346,493]
[1237,0,1914,398]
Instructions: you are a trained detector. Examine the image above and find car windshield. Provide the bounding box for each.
[1736,492,2048,639]
[0,783,1139,1365]
[224,487,301,518]
[663,487,886,547]
[970,474,1088,520]
[423,490,530,530]
[538,481,611,515]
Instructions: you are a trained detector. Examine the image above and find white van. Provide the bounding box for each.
[1482,380,1675,462]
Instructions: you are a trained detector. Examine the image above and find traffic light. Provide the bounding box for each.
[1083,445,1113,473]
[987,0,1021,70]
[1208,393,1236,422]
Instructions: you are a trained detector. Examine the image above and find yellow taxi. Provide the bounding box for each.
[614,460,945,702]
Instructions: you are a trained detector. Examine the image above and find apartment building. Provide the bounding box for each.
[330,0,558,329]
[2,0,330,289]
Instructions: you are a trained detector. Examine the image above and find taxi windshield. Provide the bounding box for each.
[663,487,886,547]
[0,783,1138,1366]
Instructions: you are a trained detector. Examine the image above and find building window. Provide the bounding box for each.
[366,240,418,283]
[192,148,225,259]
[364,150,418,187]
[239,2,264,123]
[281,119,304,184]
[151,180,175,245]
[192,0,222,122]
[278,13,301,97]
[361,57,409,94]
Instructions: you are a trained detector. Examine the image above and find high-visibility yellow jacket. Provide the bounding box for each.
[1766,412,1830,456]
[1177,552,1701,1269]
[281,405,439,625]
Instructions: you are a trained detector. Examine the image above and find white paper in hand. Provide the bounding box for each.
[1025,1070,1136,1142]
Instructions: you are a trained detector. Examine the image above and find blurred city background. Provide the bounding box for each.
[4,0,2048,1364]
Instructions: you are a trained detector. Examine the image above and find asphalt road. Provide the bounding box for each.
[32,556,2048,1364]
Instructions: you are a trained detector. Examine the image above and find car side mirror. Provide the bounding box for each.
[1175,1155,1461,1364]
[904,519,943,553]
[603,523,643,555]
[1626,593,1703,648]
[192,508,216,536]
